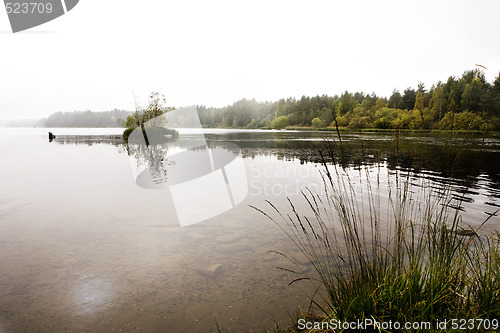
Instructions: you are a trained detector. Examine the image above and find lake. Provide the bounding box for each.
[0,128,499,332]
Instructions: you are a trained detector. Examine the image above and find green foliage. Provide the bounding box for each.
[272,116,289,129]
[124,115,137,128]
[196,72,498,131]
[232,115,240,127]
[490,116,500,131]
[373,116,391,129]
[311,117,325,128]
[388,89,403,109]
[348,115,371,129]
[430,85,446,120]
[392,110,412,129]
[439,111,487,131]
[333,114,348,127]
[402,87,417,110]
[247,118,258,129]
[129,92,174,129]
[338,91,356,114]
[318,106,334,125]
[414,91,424,110]
[122,127,136,140]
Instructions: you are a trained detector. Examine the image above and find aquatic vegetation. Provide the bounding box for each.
[254,141,500,332]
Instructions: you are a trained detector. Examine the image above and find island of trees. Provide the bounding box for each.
[37,69,500,132]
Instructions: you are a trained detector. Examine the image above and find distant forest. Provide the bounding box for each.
[41,109,133,128]
[40,69,500,131]
[196,69,500,131]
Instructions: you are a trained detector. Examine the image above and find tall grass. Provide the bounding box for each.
[252,141,500,331]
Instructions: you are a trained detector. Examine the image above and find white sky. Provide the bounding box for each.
[0,0,499,119]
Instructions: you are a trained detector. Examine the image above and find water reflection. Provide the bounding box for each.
[48,129,500,225]
[51,130,500,208]
[128,143,171,188]
[123,122,249,226]
[52,134,124,146]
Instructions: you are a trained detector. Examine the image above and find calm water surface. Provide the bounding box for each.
[0,128,498,332]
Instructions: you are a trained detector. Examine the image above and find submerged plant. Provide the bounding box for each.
[253,141,500,331]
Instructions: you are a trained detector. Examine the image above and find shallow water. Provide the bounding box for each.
[0,128,498,332]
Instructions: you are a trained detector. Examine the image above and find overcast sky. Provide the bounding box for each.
[1,0,499,119]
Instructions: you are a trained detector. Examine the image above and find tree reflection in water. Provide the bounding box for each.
[127,142,171,188]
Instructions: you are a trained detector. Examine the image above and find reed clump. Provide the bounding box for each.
[253,142,500,332]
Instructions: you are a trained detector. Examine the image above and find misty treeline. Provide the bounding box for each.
[40,69,500,131]
[42,109,132,127]
[198,69,500,131]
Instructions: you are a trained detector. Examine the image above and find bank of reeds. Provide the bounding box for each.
[253,141,500,332]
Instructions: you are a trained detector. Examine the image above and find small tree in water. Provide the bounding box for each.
[124,92,175,129]
[122,92,177,142]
